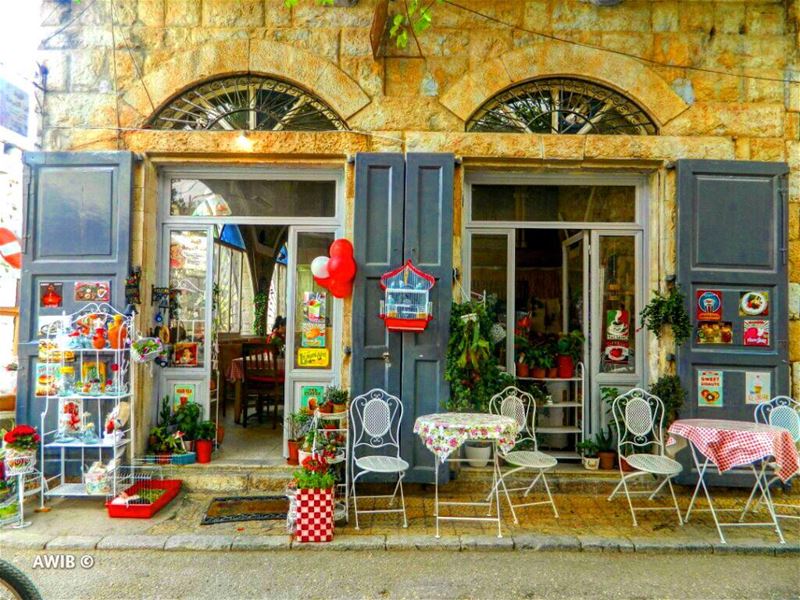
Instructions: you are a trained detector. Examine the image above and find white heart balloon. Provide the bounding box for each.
[310,256,330,278]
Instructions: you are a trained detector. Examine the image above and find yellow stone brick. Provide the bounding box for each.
[679,3,715,32]
[713,3,746,34]
[522,1,550,31]
[789,204,800,242]
[202,0,264,27]
[789,321,800,362]
[651,2,679,32]
[746,3,785,35]
[385,58,426,97]
[435,0,524,29]
[749,138,786,162]
[733,138,750,160]
[338,57,383,98]
[689,71,741,103]
[137,0,165,27]
[165,0,201,26]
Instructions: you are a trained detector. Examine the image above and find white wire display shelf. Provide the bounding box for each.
[38,303,136,507]
[517,376,583,382]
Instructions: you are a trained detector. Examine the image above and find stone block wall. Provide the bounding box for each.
[35,0,800,405]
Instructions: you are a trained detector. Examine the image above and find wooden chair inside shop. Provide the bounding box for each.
[240,343,282,428]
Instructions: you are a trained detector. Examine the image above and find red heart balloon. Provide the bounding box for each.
[327,254,356,281]
[314,275,331,289]
[329,238,354,258]
[327,278,353,299]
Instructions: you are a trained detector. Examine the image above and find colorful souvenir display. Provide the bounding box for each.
[379,260,435,332]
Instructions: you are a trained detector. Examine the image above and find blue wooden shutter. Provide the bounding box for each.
[17,152,134,425]
[401,153,454,483]
[676,159,789,483]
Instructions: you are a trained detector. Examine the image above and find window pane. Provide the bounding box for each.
[241,256,255,334]
[216,244,231,332]
[599,236,636,374]
[169,230,207,368]
[472,185,635,223]
[294,232,335,370]
[470,233,508,366]
[171,179,336,217]
[230,251,242,332]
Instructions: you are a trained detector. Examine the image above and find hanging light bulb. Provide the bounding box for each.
[235,131,254,151]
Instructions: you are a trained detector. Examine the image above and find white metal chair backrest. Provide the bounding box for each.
[611,388,666,456]
[755,396,800,443]
[350,388,403,463]
[490,386,536,450]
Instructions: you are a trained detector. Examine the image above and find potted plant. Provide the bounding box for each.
[639,285,692,346]
[292,454,336,543]
[514,335,530,378]
[595,426,616,470]
[649,375,686,428]
[325,386,349,414]
[576,438,600,470]
[528,344,551,379]
[172,401,200,451]
[195,421,216,464]
[2,424,40,476]
[298,429,318,465]
[464,440,492,468]
[556,330,584,378]
[286,411,311,466]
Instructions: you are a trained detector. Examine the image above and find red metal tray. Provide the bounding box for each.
[105,479,182,519]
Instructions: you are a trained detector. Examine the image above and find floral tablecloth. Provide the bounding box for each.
[413,413,519,462]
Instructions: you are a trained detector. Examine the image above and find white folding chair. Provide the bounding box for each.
[349,388,409,529]
[486,386,558,523]
[741,396,800,520]
[607,388,683,526]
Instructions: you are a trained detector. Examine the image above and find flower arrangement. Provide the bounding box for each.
[293,454,335,490]
[3,425,40,451]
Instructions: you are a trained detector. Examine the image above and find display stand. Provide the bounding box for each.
[517,362,585,459]
[38,303,135,508]
[312,410,349,523]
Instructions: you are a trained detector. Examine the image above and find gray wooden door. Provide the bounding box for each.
[18,152,134,425]
[352,153,454,483]
[676,159,789,483]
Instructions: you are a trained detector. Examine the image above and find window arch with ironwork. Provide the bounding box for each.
[148,75,347,131]
[466,77,657,135]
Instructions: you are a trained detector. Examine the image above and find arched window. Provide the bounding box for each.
[466,77,657,135]
[149,75,347,131]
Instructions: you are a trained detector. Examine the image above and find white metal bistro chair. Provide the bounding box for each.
[741,396,800,520]
[486,386,559,523]
[607,388,683,527]
[349,388,409,529]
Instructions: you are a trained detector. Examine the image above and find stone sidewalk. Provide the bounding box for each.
[0,483,797,556]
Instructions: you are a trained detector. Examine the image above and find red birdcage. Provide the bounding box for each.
[379,260,435,332]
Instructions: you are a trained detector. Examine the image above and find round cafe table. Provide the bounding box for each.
[668,418,799,544]
[413,412,519,539]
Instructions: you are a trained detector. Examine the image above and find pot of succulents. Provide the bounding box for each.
[556,330,585,378]
[195,421,217,464]
[325,385,349,414]
[595,426,617,470]
[2,424,40,475]
[293,454,336,543]
[576,439,600,470]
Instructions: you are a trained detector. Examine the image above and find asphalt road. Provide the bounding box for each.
[2,549,799,600]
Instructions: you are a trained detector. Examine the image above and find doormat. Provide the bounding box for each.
[201,495,288,525]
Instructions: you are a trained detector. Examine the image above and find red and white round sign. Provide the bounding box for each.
[0,228,22,269]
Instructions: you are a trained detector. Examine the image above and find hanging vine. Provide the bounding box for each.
[639,285,692,346]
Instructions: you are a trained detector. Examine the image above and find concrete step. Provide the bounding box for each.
[158,464,294,494]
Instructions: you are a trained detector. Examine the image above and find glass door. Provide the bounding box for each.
[590,231,643,433]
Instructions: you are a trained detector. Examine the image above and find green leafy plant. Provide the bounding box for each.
[158,396,172,428]
[639,285,692,346]
[196,420,217,441]
[594,426,615,453]
[445,299,512,413]
[147,426,184,454]
[514,335,530,366]
[556,330,585,362]
[649,375,686,426]
[294,455,335,489]
[287,411,312,441]
[253,291,269,338]
[528,344,554,369]
[283,0,333,7]
[172,401,201,440]
[576,438,599,458]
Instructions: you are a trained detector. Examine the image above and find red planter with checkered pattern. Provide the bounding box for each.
[294,487,334,543]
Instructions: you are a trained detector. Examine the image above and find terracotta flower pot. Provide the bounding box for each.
[319,403,333,414]
[547,367,558,378]
[557,355,575,378]
[216,424,225,445]
[287,439,300,465]
[156,452,171,465]
[598,451,616,470]
[516,363,529,378]
[532,367,547,379]
[620,456,636,472]
[332,403,347,414]
[196,439,213,464]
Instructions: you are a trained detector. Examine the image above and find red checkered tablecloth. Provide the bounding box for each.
[668,418,800,482]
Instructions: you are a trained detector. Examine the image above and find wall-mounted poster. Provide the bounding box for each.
[605,309,629,342]
[173,342,199,367]
[743,320,769,346]
[172,382,197,409]
[696,322,733,344]
[696,290,722,321]
[39,282,63,308]
[301,292,327,348]
[739,291,769,317]
[301,322,326,348]
[74,281,110,302]
[299,385,325,411]
[745,371,771,405]
[698,370,723,407]
[297,347,330,368]
[34,363,58,396]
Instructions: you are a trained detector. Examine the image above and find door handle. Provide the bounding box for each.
[382,351,391,363]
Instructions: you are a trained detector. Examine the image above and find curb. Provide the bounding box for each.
[1,532,797,556]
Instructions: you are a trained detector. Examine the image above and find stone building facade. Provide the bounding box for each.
[25,0,800,454]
